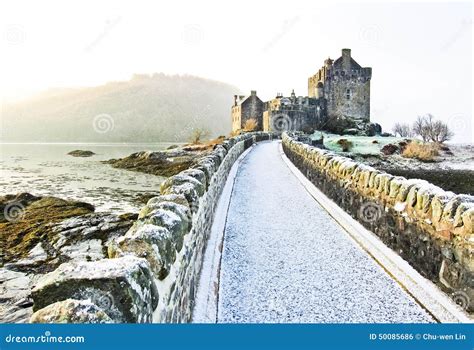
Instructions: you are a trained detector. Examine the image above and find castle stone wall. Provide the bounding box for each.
[282,133,474,311]
[325,68,371,121]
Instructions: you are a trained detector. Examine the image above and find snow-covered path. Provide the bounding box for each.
[217,141,434,323]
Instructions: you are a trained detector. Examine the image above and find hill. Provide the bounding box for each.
[1,74,239,142]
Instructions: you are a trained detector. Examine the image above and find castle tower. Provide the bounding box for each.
[311,48,371,122]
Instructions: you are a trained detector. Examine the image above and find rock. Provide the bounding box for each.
[144,209,189,252]
[14,243,48,266]
[381,143,399,155]
[30,299,112,323]
[110,224,176,280]
[67,150,95,157]
[105,148,206,177]
[160,174,205,197]
[31,256,158,323]
[0,194,137,323]
[59,239,104,262]
[342,128,358,135]
[0,194,135,273]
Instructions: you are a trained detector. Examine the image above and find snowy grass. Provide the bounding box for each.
[311,131,405,155]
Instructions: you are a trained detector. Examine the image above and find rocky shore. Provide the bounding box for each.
[1,142,212,323]
[105,147,211,177]
[0,193,137,323]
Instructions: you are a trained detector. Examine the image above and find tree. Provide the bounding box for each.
[392,123,413,137]
[430,120,454,143]
[412,114,454,143]
[413,115,433,142]
[189,128,210,144]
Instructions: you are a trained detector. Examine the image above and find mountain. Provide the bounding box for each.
[1,74,239,142]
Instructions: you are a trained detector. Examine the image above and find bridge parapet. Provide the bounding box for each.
[30,132,278,323]
[282,132,474,313]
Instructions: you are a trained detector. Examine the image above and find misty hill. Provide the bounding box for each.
[1,74,239,143]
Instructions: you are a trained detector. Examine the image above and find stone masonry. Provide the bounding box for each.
[282,132,474,312]
[232,48,375,135]
[29,132,278,323]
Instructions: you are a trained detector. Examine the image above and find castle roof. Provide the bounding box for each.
[332,56,362,69]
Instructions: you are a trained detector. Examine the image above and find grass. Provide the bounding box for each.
[311,131,403,155]
[401,141,439,162]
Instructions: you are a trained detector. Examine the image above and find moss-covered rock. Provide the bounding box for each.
[31,256,158,323]
[105,148,207,177]
[0,194,94,269]
[30,299,112,323]
[67,150,96,157]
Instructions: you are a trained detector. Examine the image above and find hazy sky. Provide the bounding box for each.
[1,0,472,142]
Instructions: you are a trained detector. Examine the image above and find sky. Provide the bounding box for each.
[1,0,472,142]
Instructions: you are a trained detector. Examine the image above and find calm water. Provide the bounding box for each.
[0,143,176,213]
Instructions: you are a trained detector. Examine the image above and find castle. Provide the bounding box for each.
[232,48,378,135]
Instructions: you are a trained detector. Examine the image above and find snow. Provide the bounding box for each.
[192,145,254,323]
[59,239,104,262]
[394,202,407,212]
[217,141,434,323]
[14,243,48,265]
[312,131,402,155]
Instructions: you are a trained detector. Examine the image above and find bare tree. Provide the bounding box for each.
[430,120,454,143]
[413,115,432,142]
[392,123,413,137]
[189,128,210,144]
[412,114,454,143]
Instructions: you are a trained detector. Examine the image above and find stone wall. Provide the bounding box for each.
[282,133,474,312]
[30,132,277,323]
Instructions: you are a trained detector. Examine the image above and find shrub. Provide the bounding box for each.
[381,143,399,155]
[402,141,439,162]
[243,118,258,131]
[336,138,353,152]
[229,129,242,137]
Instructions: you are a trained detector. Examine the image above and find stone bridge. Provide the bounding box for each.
[30,133,473,323]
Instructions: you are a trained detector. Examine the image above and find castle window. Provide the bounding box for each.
[346,89,351,100]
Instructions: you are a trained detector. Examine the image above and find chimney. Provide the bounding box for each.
[250,90,257,97]
[234,95,238,106]
[342,48,351,71]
